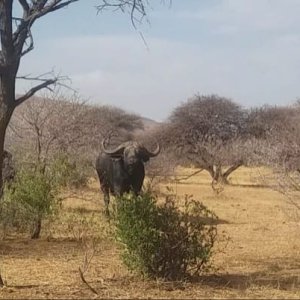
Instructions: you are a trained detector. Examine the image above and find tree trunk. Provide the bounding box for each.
[214,165,222,182]
[0,126,6,198]
[221,161,243,183]
[207,165,215,180]
[207,164,225,183]
[0,82,16,199]
[0,109,13,198]
[0,271,4,287]
[31,218,42,239]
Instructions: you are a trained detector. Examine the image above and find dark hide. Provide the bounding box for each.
[95,141,159,214]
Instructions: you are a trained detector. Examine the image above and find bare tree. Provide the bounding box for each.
[0,1,85,197]
[245,104,300,168]
[246,104,300,213]
[7,93,144,173]
[7,93,88,169]
[0,0,162,199]
[84,104,144,152]
[159,95,247,185]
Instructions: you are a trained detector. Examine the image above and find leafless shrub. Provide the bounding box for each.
[6,92,144,182]
[7,92,88,169]
[246,103,300,214]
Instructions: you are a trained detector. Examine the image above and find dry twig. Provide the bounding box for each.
[78,241,98,295]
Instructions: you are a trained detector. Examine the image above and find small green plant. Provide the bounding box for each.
[112,191,218,280]
[0,168,61,239]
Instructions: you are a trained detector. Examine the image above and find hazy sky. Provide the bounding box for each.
[17,0,300,121]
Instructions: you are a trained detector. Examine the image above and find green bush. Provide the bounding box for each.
[0,152,90,239]
[0,168,61,239]
[112,192,218,280]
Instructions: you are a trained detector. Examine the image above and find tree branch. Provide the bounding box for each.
[15,78,58,107]
[78,267,98,296]
[78,243,98,295]
[31,0,80,21]
[18,0,30,15]
[13,0,79,59]
[176,168,204,182]
[97,0,148,28]
[21,28,34,57]
[222,160,243,180]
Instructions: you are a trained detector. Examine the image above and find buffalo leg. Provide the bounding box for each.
[132,174,144,195]
[101,186,110,216]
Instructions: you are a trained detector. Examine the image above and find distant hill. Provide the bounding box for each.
[13,94,161,138]
[140,117,161,132]
[133,117,161,138]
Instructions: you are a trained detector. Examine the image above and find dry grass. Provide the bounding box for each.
[1,167,300,299]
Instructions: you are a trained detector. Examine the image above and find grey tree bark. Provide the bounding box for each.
[0,0,81,197]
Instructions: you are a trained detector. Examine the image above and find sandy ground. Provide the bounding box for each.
[0,167,300,299]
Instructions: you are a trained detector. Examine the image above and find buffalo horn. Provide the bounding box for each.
[142,143,160,157]
[101,140,126,156]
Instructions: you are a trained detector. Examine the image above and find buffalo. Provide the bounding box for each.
[96,140,160,214]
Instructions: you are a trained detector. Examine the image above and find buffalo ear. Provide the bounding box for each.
[140,152,149,162]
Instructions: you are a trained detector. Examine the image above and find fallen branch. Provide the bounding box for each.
[176,169,204,182]
[78,241,98,295]
[78,267,98,295]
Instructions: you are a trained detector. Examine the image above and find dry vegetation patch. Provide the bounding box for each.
[0,168,300,299]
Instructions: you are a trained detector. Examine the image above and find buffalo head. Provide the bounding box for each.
[101,140,160,175]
